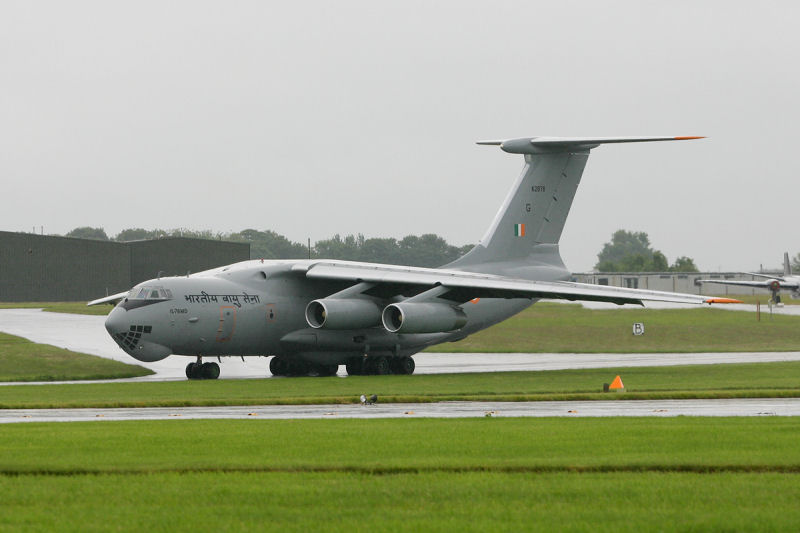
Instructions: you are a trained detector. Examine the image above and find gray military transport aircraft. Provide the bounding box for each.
[698,252,800,304]
[89,135,739,380]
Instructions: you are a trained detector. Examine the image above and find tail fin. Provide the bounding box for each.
[784,252,792,277]
[447,136,704,278]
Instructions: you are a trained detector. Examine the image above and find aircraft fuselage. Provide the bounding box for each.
[105,260,534,366]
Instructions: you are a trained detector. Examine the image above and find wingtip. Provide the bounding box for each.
[674,136,706,140]
[705,297,743,304]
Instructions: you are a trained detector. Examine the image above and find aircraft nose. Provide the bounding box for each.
[105,307,128,336]
[104,306,171,362]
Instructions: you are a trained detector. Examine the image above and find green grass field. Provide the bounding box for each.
[0,360,798,408]
[0,301,112,315]
[1,418,798,531]
[428,302,800,353]
[0,332,152,382]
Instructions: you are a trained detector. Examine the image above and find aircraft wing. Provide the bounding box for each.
[300,262,739,306]
[87,291,129,306]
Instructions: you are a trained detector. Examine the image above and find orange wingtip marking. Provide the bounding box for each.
[705,298,743,304]
[673,136,706,140]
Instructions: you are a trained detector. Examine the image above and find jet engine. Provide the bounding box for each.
[382,302,467,334]
[305,298,382,329]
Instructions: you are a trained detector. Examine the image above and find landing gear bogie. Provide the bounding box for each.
[346,355,416,376]
[270,356,338,377]
[186,361,220,380]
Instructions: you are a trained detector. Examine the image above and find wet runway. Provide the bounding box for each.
[2,308,800,384]
[2,398,799,423]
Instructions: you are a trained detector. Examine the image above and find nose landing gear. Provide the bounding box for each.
[186,357,220,380]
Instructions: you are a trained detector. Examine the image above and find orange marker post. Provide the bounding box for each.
[609,375,625,392]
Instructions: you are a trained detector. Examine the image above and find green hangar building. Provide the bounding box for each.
[0,231,250,302]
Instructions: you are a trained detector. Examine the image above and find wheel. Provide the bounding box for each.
[287,360,310,376]
[371,356,390,375]
[345,357,364,376]
[309,363,337,377]
[185,362,200,380]
[201,362,220,379]
[395,356,415,375]
[269,356,287,376]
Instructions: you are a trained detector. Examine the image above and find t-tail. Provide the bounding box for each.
[446,136,704,280]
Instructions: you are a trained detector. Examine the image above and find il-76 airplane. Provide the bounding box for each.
[90,135,738,380]
[698,252,800,304]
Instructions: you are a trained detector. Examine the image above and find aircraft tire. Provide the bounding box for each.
[396,356,415,375]
[201,362,220,380]
[310,363,338,377]
[287,360,309,376]
[269,356,287,376]
[371,356,390,375]
[345,357,364,376]
[185,362,201,380]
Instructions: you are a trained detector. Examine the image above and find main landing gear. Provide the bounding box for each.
[268,355,416,377]
[186,357,220,380]
[345,355,415,376]
[269,356,338,377]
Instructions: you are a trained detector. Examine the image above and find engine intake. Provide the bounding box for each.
[305,299,382,330]
[382,302,467,333]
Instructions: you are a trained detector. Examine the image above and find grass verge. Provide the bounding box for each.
[0,360,798,408]
[0,301,111,315]
[1,418,799,532]
[2,417,798,473]
[0,332,152,381]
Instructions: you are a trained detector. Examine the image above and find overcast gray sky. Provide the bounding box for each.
[2,1,798,272]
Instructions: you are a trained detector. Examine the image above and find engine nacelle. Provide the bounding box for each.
[382,302,467,333]
[305,298,382,329]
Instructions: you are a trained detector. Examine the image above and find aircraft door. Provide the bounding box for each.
[216,306,236,342]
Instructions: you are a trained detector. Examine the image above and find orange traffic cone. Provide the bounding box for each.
[609,375,625,391]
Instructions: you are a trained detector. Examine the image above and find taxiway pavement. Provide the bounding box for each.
[2,398,799,423]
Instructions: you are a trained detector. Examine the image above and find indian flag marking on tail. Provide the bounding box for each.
[514,223,526,237]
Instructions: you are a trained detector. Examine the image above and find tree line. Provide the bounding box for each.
[594,230,699,272]
[62,226,472,268]
[62,226,701,272]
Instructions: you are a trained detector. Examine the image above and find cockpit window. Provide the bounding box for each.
[129,286,173,300]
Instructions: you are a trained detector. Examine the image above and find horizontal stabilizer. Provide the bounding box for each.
[477,136,704,154]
